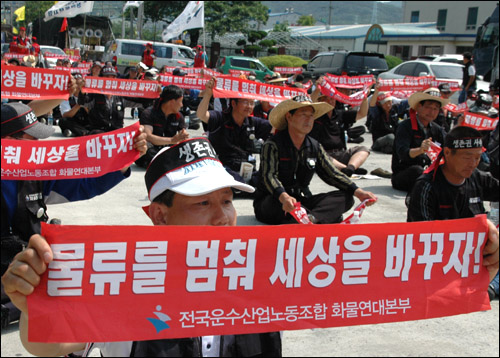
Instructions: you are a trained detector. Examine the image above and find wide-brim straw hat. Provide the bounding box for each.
[409,87,450,109]
[269,95,333,131]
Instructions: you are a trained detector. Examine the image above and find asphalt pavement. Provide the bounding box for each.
[1,114,498,357]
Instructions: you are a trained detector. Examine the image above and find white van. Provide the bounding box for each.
[103,39,195,73]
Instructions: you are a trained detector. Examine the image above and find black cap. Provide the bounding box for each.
[438,83,451,93]
[2,103,55,139]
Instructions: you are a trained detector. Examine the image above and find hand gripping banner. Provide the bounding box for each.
[28,216,491,343]
[1,122,141,180]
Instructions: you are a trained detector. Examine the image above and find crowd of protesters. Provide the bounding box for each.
[1,38,499,356]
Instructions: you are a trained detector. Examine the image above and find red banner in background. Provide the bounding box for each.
[324,74,375,89]
[212,76,307,103]
[462,112,499,131]
[274,67,304,75]
[1,122,141,180]
[83,76,160,98]
[378,76,460,93]
[1,66,70,100]
[28,216,490,343]
[160,74,209,90]
[320,78,371,106]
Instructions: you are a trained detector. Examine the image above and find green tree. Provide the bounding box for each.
[297,15,315,26]
[272,21,290,33]
[25,1,54,28]
[205,1,269,40]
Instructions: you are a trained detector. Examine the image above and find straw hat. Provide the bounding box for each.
[269,95,333,131]
[22,55,37,68]
[408,87,449,109]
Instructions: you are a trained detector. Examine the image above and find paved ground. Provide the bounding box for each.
[1,114,498,357]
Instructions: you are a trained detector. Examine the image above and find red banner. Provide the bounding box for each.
[83,76,160,98]
[462,112,499,131]
[444,102,468,114]
[1,122,141,180]
[1,66,70,100]
[212,76,307,103]
[378,76,460,93]
[160,74,209,90]
[28,216,490,343]
[274,67,303,75]
[159,67,219,77]
[320,78,371,106]
[324,74,375,89]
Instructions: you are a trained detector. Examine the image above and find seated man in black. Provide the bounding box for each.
[254,95,377,225]
[309,79,371,177]
[135,85,189,168]
[391,88,448,192]
[197,78,273,186]
[82,66,125,134]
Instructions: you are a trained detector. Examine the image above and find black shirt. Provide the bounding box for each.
[309,109,357,151]
[207,110,272,171]
[140,106,186,143]
[407,166,499,221]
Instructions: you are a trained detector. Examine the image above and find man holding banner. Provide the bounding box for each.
[1,137,282,357]
[197,78,273,187]
[407,125,499,298]
[391,88,448,192]
[254,95,377,225]
[1,102,148,329]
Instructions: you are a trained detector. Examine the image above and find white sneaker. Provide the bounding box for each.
[63,129,73,137]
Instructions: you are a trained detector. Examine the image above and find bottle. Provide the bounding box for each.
[133,107,139,120]
[47,112,54,127]
[489,202,499,227]
[184,115,190,129]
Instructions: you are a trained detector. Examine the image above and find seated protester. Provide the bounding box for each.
[82,66,125,134]
[88,61,103,77]
[134,85,189,168]
[406,126,499,300]
[253,100,274,120]
[1,137,282,357]
[334,87,367,144]
[254,95,377,225]
[58,73,91,137]
[119,65,140,79]
[197,78,273,186]
[391,88,448,192]
[368,86,398,154]
[309,79,371,177]
[1,102,147,328]
[123,68,160,119]
[397,84,453,131]
[407,126,499,222]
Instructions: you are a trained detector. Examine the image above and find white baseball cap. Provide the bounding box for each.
[145,138,254,202]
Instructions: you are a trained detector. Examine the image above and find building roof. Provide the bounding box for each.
[288,22,442,40]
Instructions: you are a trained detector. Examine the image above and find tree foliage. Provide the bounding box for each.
[297,15,315,26]
[25,1,54,27]
[205,1,269,40]
[272,21,290,33]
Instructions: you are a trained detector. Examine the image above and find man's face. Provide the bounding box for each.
[155,188,237,226]
[232,99,255,118]
[163,96,184,114]
[416,101,441,124]
[444,147,482,179]
[286,106,315,136]
[440,91,452,99]
[381,100,393,112]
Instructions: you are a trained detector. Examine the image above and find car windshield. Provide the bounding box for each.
[345,55,388,70]
[41,47,66,55]
[430,64,463,79]
[178,48,195,59]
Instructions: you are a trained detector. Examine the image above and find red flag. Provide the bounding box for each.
[60,18,68,32]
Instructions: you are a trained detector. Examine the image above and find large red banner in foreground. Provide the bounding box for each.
[28,216,490,343]
[1,122,140,180]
